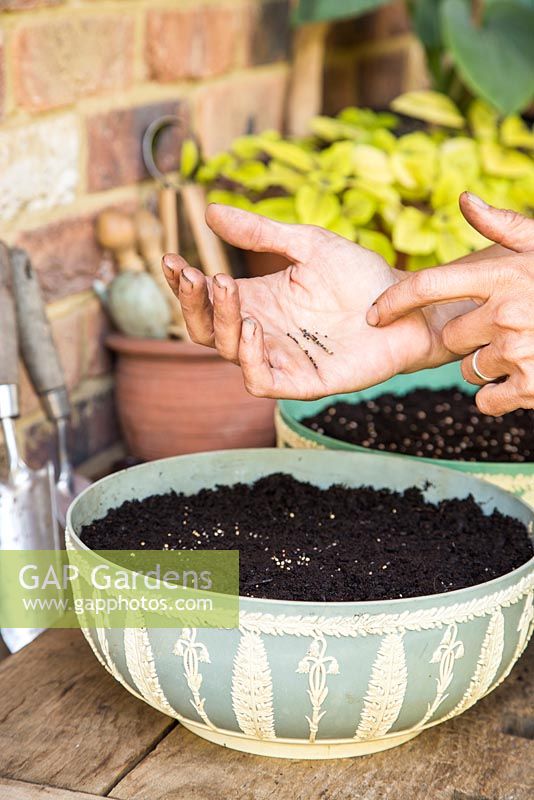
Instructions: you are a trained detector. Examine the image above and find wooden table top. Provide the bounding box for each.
[0,629,532,800]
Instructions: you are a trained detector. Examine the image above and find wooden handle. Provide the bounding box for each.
[134,208,187,334]
[96,210,145,272]
[181,184,231,277]
[158,187,179,254]
[0,243,18,387]
[10,248,66,398]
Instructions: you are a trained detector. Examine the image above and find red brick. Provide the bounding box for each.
[323,61,358,115]
[356,49,407,108]
[87,99,191,192]
[50,306,85,391]
[83,296,112,379]
[13,16,134,111]
[17,214,103,303]
[328,1,410,47]
[195,69,289,157]
[22,383,120,470]
[0,35,4,121]
[250,0,291,66]
[146,4,250,82]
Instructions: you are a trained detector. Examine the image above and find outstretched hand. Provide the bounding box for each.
[369,194,534,415]
[162,205,446,400]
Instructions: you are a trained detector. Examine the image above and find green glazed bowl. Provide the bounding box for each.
[277,363,534,507]
[66,449,534,760]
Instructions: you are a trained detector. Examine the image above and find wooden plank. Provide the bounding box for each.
[181,184,232,277]
[0,629,175,796]
[111,644,534,800]
[0,777,105,799]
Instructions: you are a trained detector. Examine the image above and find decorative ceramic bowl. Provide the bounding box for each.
[277,363,534,508]
[66,449,534,760]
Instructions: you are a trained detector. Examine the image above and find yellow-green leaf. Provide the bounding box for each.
[308,169,347,194]
[467,99,499,141]
[371,128,397,153]
[328,216,357,240]
[510,174,534,210]
[501,116,534,151]
[221,160,270,191]
[391,91,464,129]
[196,152,236,183]
[231,135,266,160]
[393,207,437,255]
[439,137,480,182]
[392,132,438,194]
[262,140,316,172]
[253,196,298,223]
[207,190,253,211]
[406,253,437,271]
[343,188,376,225]
[180,139,200,179]
[265,162,306,193]
[358,230,396,266]
[295,185,340,227]
[480,141,534,178]
[431,169,467,209]
[435,231,470,264]
[352,145,393,183]
[318,141,356,175]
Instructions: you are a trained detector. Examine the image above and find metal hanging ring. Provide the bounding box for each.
[142,115,185,191]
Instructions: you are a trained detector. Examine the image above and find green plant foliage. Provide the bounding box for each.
[195,91,534,270]
[180,139,200,180]
[441,0,534,115]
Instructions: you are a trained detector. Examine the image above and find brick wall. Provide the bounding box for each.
[0,0,424,474]
[324,1,427,114]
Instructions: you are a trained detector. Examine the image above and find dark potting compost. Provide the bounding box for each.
[302,388,534,463]
[80,474,533,602]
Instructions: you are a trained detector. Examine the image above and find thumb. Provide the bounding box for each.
[459,191,534,253]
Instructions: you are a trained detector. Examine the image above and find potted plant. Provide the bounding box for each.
[190,91,533,277]
[66,447,534,758]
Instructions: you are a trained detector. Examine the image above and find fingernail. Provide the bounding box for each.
[180,269,194,293]
[213,274,226,290]
[162,255,176,275]
[367,303,380,327]
[242,318,256,342]
[465,192,489,209]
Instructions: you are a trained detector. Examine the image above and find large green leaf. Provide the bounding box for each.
[442,0,534,114]
[409,0,444,48]
[293,0,389,25]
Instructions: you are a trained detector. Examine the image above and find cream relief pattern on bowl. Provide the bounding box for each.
[66,449,534,760]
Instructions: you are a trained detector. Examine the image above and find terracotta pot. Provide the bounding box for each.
[244,250,290,277]
[106,334,275,461]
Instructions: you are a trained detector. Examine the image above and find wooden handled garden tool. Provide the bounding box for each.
[142,116,231,278]
[96,210,145,273]
[0,244,59,653]
[9,248,90,529]
[134,208,188,338]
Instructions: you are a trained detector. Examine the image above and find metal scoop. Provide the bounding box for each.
[0,244,59,653]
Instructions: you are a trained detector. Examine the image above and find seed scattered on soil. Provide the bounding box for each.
[80,474,533,602]
[302,388,534,463]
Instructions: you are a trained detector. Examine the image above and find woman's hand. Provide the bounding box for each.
[368,194,534,415]
[162,205,448,400]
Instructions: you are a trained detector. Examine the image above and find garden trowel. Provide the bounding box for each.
[0,244,59,653]
[9,247,90,528]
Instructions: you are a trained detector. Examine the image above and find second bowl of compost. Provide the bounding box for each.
[67,448,534,759]
[276,363,534,506]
